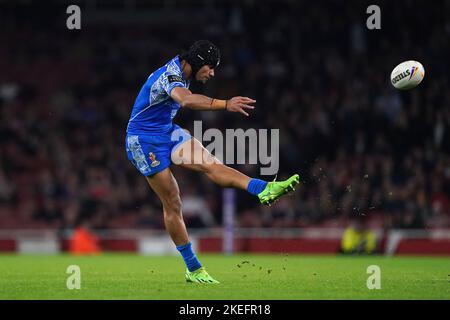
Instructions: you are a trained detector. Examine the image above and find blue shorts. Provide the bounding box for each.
[125,124,192,176]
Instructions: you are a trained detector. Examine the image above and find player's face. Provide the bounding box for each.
[195,65,215,83]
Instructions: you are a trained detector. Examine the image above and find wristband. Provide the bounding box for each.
[210,99,227,110]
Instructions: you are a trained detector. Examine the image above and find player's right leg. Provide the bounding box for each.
[172,134,300,206]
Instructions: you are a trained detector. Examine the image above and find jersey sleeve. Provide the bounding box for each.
[162,71,186,96]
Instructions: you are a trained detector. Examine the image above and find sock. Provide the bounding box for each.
[246,178,268,196]
[176,242,202,272]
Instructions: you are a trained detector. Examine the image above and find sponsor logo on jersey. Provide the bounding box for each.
[168,75,183,83]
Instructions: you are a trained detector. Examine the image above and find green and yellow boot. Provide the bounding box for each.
[185,267,220,284]
[258,174,300,206]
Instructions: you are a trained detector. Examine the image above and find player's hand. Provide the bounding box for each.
[226,96,256,116]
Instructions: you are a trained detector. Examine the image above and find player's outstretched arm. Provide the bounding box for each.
[171,87,256,116]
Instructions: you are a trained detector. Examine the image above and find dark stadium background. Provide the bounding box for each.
[0,0,449,255]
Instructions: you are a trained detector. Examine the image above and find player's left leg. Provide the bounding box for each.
[145,168,219,284]
[172,136,300,205]
[126,133,219,284]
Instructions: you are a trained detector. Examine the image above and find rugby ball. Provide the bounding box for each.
[390,60,425,90]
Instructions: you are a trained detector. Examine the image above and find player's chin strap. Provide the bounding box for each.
[191,54,206,77]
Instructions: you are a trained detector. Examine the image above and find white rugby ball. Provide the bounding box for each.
[390,60,425,90]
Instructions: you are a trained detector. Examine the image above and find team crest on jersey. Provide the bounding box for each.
[149,152,160,167]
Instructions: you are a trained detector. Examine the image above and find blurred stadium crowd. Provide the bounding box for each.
[0,1,449,231]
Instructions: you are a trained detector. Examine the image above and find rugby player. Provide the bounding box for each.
[126,40,299,284]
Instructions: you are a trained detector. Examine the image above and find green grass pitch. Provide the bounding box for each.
[0,253,448,299]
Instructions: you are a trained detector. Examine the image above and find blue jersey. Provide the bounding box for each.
[127,56,190,135]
